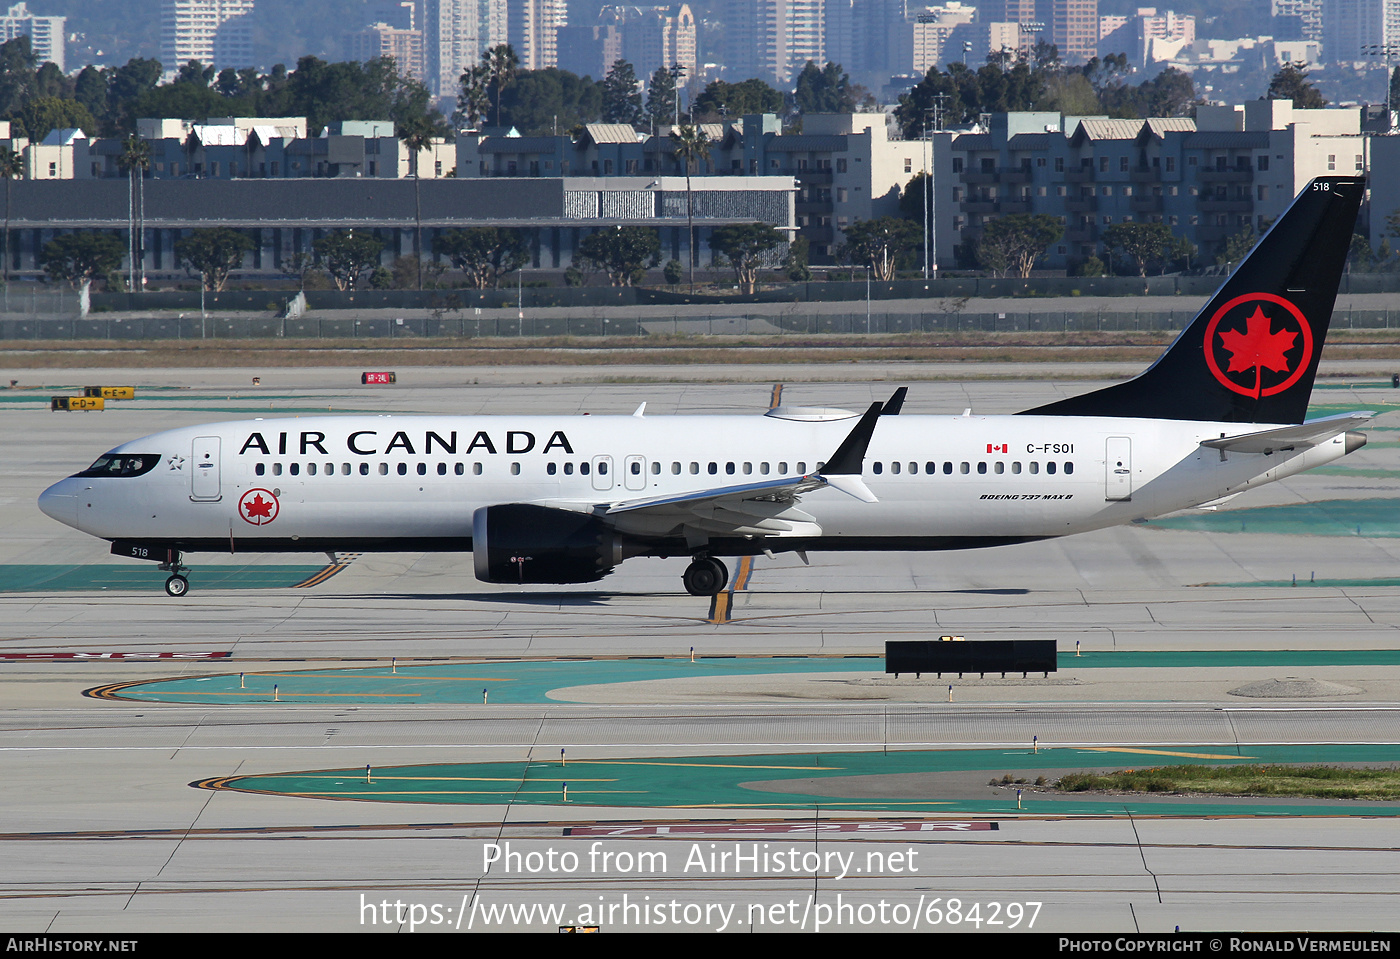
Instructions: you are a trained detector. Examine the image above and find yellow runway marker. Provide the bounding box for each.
[733,555,754,591]
[707,590,731,624]
[1081,747,1255,761]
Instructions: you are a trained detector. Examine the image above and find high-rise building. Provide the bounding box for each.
[426,0,507,97]
[510,0,564,71]
[348,23,426,81]
[1049,0,1097,63]
[1323,0,1400,63]
[558,5,694,82]
[0,2,64,70]
[725,0,825,85]
[160,0,255,73]
[1272,0,1323,43]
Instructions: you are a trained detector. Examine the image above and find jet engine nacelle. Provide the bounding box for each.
[472,503,624,584]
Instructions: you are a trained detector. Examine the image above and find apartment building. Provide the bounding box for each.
[943,101,1367,270]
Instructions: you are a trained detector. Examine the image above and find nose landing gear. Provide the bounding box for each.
[682,556,729,597]
[158,555,190,597]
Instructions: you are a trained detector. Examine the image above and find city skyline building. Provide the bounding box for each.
[425,0,507,97]
[724,0,826,85]
[0,2,64,70]
[510,0,564,71]
[347,21,426,82]
[1323,0,1400,64]
[160,0,255,74]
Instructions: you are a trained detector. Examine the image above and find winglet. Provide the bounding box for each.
[880,387,907,415]
[820,402,882,475]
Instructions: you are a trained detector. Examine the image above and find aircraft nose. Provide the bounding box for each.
[37,477,80,529]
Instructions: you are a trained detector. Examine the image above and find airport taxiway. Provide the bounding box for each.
[0,370,1398,932]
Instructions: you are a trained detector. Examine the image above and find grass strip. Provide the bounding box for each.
[1054,764,1400,801]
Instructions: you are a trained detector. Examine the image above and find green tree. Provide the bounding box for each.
[662,257,683,287]
[1267,61,1326,109]
[692,78,784,119]
[117,135,150,292]
[577,226,660,286]
[433,227,530,289]
[645,66,678,132]
[497,68,601,134]
[312,230,385,290]
[709,222,785,294]
[1101,221,1174,277]
[784,236,812,282]
[1216,226,1259,273]
[398,115,443,290]
[454,63,491,130]
[672,123,711,288]
[1075,255,1107,277]
[842,217,924,280]
[1165,234,1198,274]
[16,96,95,141]
[1348,233,1374,274]
[794,61,857,114]
[278,250,318,290]
[175,227,255,291]
[484,44,519,127]
[40,231,125,289]
[978,214,1064,278]
[601,59,643,127]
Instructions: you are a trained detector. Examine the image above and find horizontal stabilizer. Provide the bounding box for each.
[1200,411,1373,454]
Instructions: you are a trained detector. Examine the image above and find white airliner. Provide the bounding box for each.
[39,176,1370,598]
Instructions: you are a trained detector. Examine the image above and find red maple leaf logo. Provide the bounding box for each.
[1203,293,1314,399]
[238,489,279,525]
[1219,305,1296,373]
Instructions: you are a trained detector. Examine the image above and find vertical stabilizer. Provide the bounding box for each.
[1022,176,1364,424]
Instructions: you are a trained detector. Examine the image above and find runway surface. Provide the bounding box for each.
[1,370,1399,932]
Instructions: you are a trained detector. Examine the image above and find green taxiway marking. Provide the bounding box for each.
[1147,498,1400,538]
[211,744,1400,816]
[0,564,326,592]
[107,648,1400,706]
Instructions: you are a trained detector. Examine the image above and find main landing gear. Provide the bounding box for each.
[159,555,190,597]
[682,556,729,597]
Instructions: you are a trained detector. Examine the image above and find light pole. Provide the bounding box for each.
[670,63,686,128]
[1018,21,1045,64]
[1362,44,1400,122]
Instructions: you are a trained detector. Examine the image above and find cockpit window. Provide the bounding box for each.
[75,454,160,478]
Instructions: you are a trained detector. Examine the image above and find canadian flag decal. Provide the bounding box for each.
[987,443,1008,453]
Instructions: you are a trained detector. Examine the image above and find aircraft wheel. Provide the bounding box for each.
[704,557,729,594]
[682,558,728,597]
[165,575,189,597]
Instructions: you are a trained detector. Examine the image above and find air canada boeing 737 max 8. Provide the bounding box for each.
[39,177,1371,597]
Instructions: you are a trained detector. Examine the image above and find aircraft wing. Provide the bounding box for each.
[1200,412,1373,455]
[542,401,887,539]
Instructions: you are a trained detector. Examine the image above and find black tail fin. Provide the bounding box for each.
[1022,176,1364,424]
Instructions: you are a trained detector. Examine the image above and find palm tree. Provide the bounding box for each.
[671,123,711,290]
[117,136,151,292]
[0,147,21,288]
[397,117,437,291]
[484,44,519,128]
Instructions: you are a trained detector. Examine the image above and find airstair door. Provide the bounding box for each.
[191,436,222,501]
